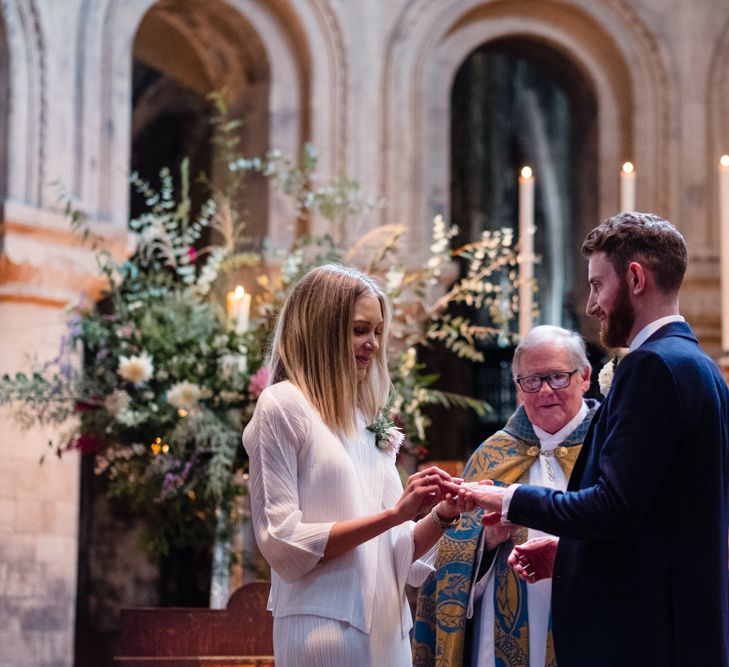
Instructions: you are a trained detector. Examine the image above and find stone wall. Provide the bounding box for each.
[0,214,128,667]
[0,303,79,667]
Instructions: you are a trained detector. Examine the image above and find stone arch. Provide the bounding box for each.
[130,2,273,239]
[707,14,729,251]
[696,13,729,351]
[1,0,44,211]
[74,0,347,249]
[451,39,599,329]
[383,0,672,263]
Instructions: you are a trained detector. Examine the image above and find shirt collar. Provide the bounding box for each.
[532,400,589,448]
[629,315,685,351]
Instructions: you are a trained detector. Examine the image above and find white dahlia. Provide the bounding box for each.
[118,352,154,384]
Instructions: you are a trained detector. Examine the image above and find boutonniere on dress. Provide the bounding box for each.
[598,348,629,397]
[367,409,405,455]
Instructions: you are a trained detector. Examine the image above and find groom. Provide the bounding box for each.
[467,212,729,666]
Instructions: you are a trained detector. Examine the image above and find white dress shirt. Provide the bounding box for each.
[628,315,685,351]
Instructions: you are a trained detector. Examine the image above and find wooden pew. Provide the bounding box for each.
[113,581,274,667]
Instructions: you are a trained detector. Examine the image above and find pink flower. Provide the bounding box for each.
[186,247,197,262]
[380,426,405,456]
[118,324,134,339]
[248,366,269,399]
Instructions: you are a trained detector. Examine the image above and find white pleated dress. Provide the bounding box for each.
[242,381,436,667]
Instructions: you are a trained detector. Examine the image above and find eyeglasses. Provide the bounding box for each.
[515,369,579,393]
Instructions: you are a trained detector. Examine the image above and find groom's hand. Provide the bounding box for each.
[507,536,558,583]
[459,480,505,514]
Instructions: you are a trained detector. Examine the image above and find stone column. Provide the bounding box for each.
[0,208,129,667]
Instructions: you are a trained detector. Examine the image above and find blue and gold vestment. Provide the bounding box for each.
[412,401,598,667]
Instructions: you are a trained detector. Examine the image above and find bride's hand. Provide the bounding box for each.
[394,466,454,521]
[435,483,476,520]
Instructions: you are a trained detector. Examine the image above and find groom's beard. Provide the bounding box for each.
[600,281,636,348]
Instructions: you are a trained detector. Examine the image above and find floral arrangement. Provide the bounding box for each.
[0,96,522,557]
[0,158,271,554]
[598,348,629,397]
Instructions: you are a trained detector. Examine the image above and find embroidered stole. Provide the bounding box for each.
[412,402,597,667]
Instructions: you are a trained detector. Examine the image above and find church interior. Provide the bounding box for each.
[1,1,728,665]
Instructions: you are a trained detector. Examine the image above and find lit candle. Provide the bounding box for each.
[620,162,636,212]
[226,285,251,334]
[719,155,729,353]
[518,166,535,338]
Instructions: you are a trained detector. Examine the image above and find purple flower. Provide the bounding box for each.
[67,315,83,338]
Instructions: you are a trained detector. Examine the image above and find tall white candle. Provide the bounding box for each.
[719,155,729,352]
[620,162,636,212]
[227,285,251,334]
[519,166,535,338]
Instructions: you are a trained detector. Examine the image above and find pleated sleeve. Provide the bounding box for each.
[409,537,439,586]
[390,520,439,636]
[243,384,334,583]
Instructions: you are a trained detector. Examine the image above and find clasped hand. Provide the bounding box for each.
[398,472,557,583]
[458,479,506,515]
[456,481,558,581]
[395,466,475,522]
[396,475,507,524]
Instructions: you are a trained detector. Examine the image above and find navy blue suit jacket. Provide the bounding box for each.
[509,322,729,666]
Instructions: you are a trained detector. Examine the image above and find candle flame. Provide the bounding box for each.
[622,162,634,174]
[234,285,245,298]
[721,155,729,168]
[520,166,533,179]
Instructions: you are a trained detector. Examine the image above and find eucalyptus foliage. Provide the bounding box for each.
[0,96,525,556]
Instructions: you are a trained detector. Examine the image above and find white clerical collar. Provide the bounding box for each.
[629,315,685,351]
[532,400,589,449]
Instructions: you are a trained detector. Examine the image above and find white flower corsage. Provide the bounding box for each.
[367,410,405,456]
[598,348,629,397]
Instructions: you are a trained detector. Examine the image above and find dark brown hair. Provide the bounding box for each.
[581,212,687,294]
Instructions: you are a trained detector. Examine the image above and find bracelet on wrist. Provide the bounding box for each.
[430,505,460,529]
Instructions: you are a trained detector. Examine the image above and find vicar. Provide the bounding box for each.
[413,325,599,667]
[467,213,729,667]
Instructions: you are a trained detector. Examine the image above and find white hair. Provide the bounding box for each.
[512,325,590,379]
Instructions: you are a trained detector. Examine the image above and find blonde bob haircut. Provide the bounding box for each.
[269,264,392,435]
